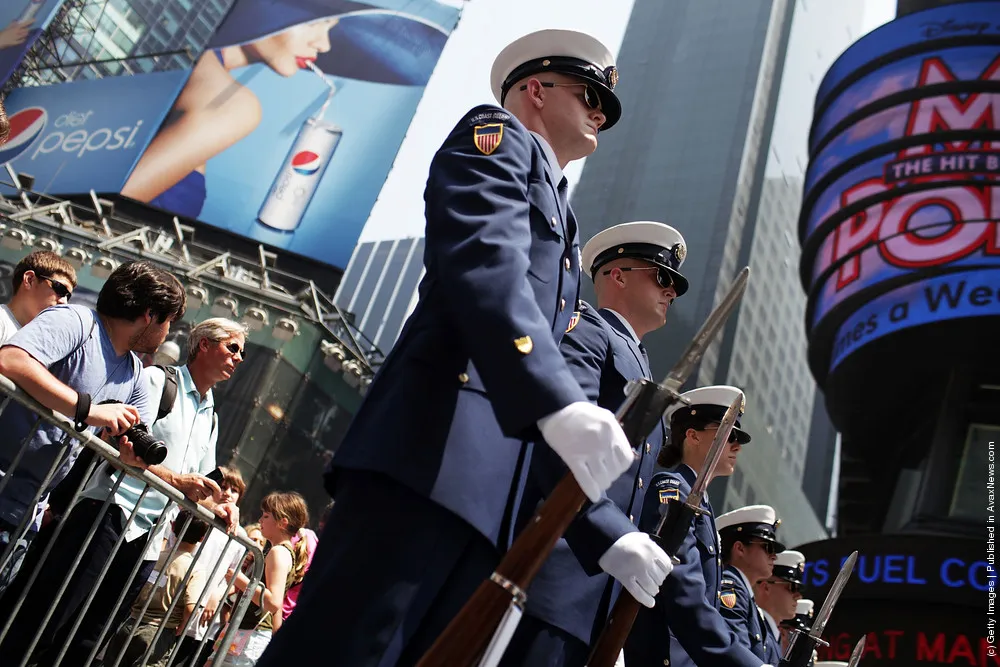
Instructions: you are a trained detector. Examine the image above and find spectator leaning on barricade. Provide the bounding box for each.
[0,260,186,666]
[117,319,247,607]
[50,317,245,666]
[100,510,211,667]
[174,466,249,667]
[0,251,78,589]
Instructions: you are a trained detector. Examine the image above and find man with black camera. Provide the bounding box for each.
[86,317,247,646]
[0,260,186,666]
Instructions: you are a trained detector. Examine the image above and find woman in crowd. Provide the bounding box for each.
[216,491,310,665]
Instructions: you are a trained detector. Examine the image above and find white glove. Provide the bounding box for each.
[597,532,673,608]
[615,649,626,667]
[538,401,634,502]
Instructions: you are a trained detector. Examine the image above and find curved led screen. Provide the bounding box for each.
[800,1,1000,378]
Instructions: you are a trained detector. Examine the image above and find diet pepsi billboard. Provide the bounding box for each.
[0,0,66,86]
[0,71,190,195]
[798,2,1000,378]
[119,0,462,271]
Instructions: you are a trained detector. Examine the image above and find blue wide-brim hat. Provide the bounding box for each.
[208,0,457,85]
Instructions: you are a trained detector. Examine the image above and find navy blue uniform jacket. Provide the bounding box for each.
[721,565,771,662]
[761,609,784,665]
[626,466,762,667]
[515,303,663,644]
[328,105,586,547]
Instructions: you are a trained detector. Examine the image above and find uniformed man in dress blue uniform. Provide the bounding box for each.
[501,221,686,666]
[718,505,785,662]
[257,30,636,667]
[781,598,814,652]
[757,550,805,664]
[627,386,770,667]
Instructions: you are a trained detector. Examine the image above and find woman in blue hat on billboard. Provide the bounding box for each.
[120,0,454,221]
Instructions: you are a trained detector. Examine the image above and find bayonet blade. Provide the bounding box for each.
[848,635,866,667]
[660,267,749,394]
[809,551,858,638]
[687,393,741,503]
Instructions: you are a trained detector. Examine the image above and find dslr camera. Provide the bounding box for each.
[98,400,168,465]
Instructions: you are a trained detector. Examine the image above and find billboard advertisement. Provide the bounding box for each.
[0,0,66,86]
[0,71,190,195]
[799,2,1000,375]
[119,0,462,271]
[798,536,989,667]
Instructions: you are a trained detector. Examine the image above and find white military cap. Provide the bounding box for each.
[716,504,785,552]
[772,550,806,585]
[782,599,814,632]
[490,29,622,129]
[665,385,750,443]
[582,221,689,296]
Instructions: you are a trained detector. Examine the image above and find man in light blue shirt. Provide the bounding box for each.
[0,260,186,666]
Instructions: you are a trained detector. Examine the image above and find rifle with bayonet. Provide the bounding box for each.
[415,267,751,667]
[847,635,866,667]
[781,551,859,667]
[587,391,743,667]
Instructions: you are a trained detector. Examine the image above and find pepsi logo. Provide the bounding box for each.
[0,107,47,165]
[291,151,321,176]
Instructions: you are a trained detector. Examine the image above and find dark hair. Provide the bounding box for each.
[11,251,78,294]
[0,101,8,145]
[658,416,715,468]
[97,261,186,323]
[720,531,744,564]
[177,511,210,544]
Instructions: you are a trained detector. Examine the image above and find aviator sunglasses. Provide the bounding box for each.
[519,81,602,110]
[602,266,675,290]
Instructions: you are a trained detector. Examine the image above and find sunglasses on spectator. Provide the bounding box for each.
[38,274,72,300]
[602,266,674,289]
[223,342,243,356]
[519,81,603,110]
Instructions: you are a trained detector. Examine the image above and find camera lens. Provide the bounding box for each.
[123,423,168,466]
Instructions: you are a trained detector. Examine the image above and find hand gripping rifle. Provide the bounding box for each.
[780,551,859,667]
[416,267,750,667]
[586,392,743,667]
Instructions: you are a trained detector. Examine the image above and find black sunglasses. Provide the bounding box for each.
[703,422,739,443]
[602,266,674,289]
[748,540,778,556]
[769,580,802,594]
[38,274,72,300]
[519,81,602,110]
[223,342,244,356]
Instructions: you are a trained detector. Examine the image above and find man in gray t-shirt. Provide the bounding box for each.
[0,260,186,667]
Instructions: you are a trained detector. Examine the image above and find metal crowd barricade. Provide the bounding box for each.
[0,373,265,667]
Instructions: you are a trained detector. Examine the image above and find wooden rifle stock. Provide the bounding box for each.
[588,496,700,667]
[586,595,642,667]
[415,473,586,667]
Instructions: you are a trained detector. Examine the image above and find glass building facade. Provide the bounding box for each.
[570,0,865,544]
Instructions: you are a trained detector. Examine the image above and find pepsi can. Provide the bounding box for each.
[18,0,45,22]
[258,117,342,232]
